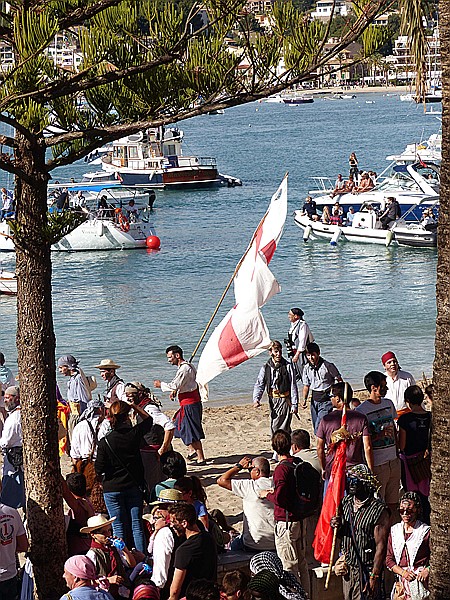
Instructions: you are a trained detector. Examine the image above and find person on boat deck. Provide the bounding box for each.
[125,199,139,221]
[330,174,345,198]
[73,191,86,208]
[97,195,114,218]
[0,188,14,221]
[353,172,374,194]
[320,206,331,224]
[301,196,317,219]
[329,209,343,226]
[343,175,355,193]
[348,152,358,179]
[346,206,355,225]
[56,188,70,211]
[154,345,206,465]
[332,201,344,216]
[421,208,437,231]
[380,197,401,229]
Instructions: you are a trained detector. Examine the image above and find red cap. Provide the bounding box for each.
[381,351,396,365]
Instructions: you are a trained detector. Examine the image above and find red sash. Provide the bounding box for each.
[174,388,201,429]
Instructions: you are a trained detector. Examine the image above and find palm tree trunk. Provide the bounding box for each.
[430,2,450,597]
[14,135,67,600]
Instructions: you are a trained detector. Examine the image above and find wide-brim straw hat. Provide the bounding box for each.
[79,514,116,534]
[94,358,121,370]
[148,488,183,506]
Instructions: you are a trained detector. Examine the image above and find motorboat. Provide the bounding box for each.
[0,187,157,252]
[309,162,440,214]
[386,133,441,164]
[264,95,284,103]
[83,127,242,189]
[294,201,437,248]
[282,95,314,104]
[0,270,17,295]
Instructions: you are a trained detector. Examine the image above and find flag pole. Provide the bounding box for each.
[189,173,288,362]
[325,397,347,590]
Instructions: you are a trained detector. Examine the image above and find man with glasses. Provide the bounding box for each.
[217,455,275,552]
[331,464,390,600]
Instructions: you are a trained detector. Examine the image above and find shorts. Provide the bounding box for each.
[373,457,401,505]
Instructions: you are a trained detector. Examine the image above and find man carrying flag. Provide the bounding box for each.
[329,465,390,600]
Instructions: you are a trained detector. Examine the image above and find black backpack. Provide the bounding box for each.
[282,457,322,520]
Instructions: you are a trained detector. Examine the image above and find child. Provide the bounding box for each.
[174,476,208,530]
[81,515,136,599]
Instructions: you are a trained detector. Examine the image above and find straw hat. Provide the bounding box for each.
[79,514,116,534]
[148,488,183,505]
[94,359,121,370]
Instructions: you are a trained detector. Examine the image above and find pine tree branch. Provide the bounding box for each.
[58,0,125,31]
[0,113,36,143]
[0,155,28,182]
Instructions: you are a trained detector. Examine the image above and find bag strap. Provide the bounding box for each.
[85,418,104,461]
[104,434,148,496]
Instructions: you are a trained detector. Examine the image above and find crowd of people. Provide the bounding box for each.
[0,306,433,600]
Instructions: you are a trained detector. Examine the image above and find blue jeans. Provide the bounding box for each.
[311,399,333,433]
[103,486,145,552]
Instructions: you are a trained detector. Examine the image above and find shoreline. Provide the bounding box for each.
[311,85,414,96]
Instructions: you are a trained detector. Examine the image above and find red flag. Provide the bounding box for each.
[312,408,348,564]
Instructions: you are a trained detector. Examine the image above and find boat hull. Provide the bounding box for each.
[51,219,155,252]
[294,212,392,245]
[0,271,17,295]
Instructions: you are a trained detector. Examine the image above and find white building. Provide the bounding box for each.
[311,0,350,19]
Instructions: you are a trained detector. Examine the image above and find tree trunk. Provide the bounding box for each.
[14,134,67,600]
[430,2,450,598]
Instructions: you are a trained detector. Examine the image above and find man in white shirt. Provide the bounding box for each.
[0,502,28,599]
[58,354,92,440]
[154,345,205,464]
[70,399,106,464]
[217,455,275,552]
[287,308,314,382]
[0,387,25,509]
[381,351,416,417]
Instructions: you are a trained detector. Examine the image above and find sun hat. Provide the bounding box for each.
[94,359,121,370]
[148,488,183,505]
[381,351,396,365]
[79,514,116,534]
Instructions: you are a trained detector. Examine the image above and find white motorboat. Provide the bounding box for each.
[294,202,438,248]
[386,133,441,164]
[0,187,157,252]
[0,270,17,295]
[309,162,439,214]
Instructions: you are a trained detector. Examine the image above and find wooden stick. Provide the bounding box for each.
[325,508,339,589]
[189,173,288,362]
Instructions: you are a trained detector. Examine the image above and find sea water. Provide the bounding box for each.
[0,93,439,405]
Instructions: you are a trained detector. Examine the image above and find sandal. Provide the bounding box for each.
[187,452,197,461]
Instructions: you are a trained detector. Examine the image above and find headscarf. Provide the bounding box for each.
[64,555,97,581]
[249,552,308,600]
[347,464,380,492]
[79,398,104,422]
[58,354,79,370]
[247,570,282,598]
[381,351,396,365]
[133,584,160,599]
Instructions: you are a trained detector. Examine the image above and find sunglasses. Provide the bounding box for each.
[399,508,414,514]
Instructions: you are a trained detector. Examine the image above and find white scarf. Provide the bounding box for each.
[391,521,430,568]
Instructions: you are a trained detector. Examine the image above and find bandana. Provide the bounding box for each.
[247,570,281,596]
[58,355,79,369]
[381,351,396,365]
[90,540,118,577]
[64,555,97,581]
[249,552,308,600]
[347,464,380,491]
[80,398,104,422]
[133,584,160,599]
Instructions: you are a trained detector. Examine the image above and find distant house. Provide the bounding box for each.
[245,0,274,14]
[311,0,351,20]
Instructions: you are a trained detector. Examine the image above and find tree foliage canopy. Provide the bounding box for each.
[0,0,393,178]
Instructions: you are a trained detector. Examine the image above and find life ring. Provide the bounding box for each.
[118,213,130,232]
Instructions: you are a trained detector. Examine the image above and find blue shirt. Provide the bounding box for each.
[60,587,114,600]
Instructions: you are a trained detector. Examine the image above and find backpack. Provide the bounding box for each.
[282,457,321,520]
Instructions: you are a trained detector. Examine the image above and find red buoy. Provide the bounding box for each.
[146,235,161,250]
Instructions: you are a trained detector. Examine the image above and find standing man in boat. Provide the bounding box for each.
[287,308,314,382]
[154,345,206,465]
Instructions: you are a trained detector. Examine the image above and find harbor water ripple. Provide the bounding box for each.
[0,93,438,405]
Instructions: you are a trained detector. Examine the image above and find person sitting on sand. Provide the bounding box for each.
[217,455,275,553]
